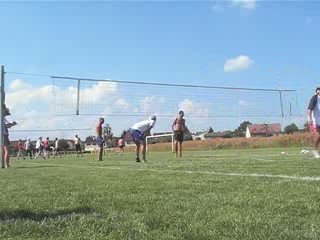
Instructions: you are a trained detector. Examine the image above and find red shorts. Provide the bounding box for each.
[309,124,320,133]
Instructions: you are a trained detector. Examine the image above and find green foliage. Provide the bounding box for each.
[284,123,299,134]
[59,139,70,151]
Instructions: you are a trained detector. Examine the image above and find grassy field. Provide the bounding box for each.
[1,148,320,240]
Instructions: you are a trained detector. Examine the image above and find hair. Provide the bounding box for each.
[179,110,184,116]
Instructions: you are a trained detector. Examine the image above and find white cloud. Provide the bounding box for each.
[238,100,250,106]
[231,0,256,10]
[224,55,254,72]
[9,79,32,91]
[178,99,208,116]
[140,96,165,114]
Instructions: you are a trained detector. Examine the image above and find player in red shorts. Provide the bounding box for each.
[118,138,125,155]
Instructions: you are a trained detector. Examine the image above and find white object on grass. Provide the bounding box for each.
[312,150,320,159]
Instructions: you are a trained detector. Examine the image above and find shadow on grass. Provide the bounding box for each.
[14,165,59,169]
[0,207,97,221]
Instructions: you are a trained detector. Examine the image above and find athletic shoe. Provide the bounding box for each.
[312,150,320,159]
[136,158,141,162]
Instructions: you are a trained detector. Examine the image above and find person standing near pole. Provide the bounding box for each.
[96,118,104,161]
[308,87,320,158]
[2,105,17,168]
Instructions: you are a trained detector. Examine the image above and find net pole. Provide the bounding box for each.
[279,90,284,117]
[76,79,80,115]
[0,65,5,169]
[171,134,174,153]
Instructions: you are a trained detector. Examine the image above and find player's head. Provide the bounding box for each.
[179,110,184,117]
[316,87,320,95]
[99,117,104,124]
[149,115,156,121]
[46,137,49,140]
[55,137,58,140]
[39,137,42,140]
[75,135,78,138]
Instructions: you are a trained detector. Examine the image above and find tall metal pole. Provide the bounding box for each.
[279,90,284,117]
[76,79,80,115]
[1,66,5,168]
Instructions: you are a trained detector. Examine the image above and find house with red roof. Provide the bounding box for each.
[246,123,281,138]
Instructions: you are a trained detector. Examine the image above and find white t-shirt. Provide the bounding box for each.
[25,140,30,150]
[312,96,320,125]
[36,140,41,149]
[74,137,80,145]
[131,119,156,134]
[55,139,59,149]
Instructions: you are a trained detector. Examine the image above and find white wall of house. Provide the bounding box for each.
[245,127,251,138]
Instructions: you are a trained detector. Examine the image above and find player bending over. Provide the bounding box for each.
[172,111,186,158]
[308,86,320,158]
[130,116,156,162]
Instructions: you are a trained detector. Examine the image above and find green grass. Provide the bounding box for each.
[1,148,320,240]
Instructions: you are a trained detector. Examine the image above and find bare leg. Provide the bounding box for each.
[175,141,178,158]
[135,143,141,162]
[4,146,10,168]
[315,132,320,149]
[98,146,103,161]
[142,142,147,162]
[179,141,183,158]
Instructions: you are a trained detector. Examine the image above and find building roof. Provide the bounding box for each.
[248,124,281,134]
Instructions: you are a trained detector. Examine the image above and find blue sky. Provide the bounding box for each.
[1,1,319,139]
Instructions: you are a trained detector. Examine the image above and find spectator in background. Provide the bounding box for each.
[2,105,17,169]
[35,137,44,159]
[74,135,83,157]
[16,139,25,160]
[118,138,125,155]
[43,137,50,159]
[52,137,61,158]
[24,138,32,159]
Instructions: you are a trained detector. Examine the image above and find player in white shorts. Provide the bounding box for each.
[307,87,320,158]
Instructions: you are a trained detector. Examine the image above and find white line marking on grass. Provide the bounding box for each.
[23,162,320,182]
[105,167,320,181]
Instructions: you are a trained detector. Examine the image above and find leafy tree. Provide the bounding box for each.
[85,136,95,145]
[284,123,299,134]
[233,121,252,137]
[59,139,70,151]
[208,127,214,133]
[103,124,113,140]
[184,126,193,141]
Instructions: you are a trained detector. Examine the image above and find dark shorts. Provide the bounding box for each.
[130,129,145,143]
[174,131,184,142]
[96,136,104,147]
[75,144,81,151]
[119,145,125,149]
[4,135,10,147]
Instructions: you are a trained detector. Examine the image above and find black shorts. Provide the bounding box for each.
[75,144,81,151]
[174,131,184,142]
[4,135,10,147]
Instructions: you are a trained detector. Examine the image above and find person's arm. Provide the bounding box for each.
[5,119,17,128]
[172,118,177,132]
[308,95,317,124]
